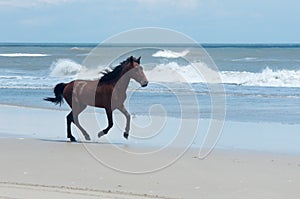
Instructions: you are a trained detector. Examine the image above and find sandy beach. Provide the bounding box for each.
[0,105,300,199]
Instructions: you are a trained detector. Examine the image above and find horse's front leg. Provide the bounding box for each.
[117,105,131,139]
[98,108,113,138]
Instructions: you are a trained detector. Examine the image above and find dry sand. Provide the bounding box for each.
[0,138,299,199]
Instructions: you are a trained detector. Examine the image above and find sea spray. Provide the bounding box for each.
[50,59,85,77]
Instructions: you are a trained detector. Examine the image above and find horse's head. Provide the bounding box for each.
[125,56,148,87]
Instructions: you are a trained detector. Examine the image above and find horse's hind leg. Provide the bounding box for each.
[66,112,76,142]
[73,103,91,141]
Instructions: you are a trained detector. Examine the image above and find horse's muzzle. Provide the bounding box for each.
[141,81,148,87]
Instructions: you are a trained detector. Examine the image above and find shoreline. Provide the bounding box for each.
[1,104,300,154]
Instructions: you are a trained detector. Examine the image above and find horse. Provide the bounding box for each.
[44,56,148,142]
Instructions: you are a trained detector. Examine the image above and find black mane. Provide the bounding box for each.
[99,56,139,83]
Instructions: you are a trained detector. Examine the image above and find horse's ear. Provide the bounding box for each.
[129,56,134,63]
[137,56,141,64]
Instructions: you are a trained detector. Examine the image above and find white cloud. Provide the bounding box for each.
[0,0,74,7]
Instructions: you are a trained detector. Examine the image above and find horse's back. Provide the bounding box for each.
[63,79,113,108]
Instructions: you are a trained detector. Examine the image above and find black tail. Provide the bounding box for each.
[44,83,66,106]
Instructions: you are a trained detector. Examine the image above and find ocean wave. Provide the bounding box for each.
[221,67,300,87]
[230,57,300,62]
[231,57,257,61]
[152,49,189,58]
[145,62,218,83]
[0,53,49,57]
[1,58,300,89]
[70,47,81,51]
[70,47,90,52]
[49,59,104,80]
[50,59,87,77]
[0,74,55,89]
[145,63,300,87]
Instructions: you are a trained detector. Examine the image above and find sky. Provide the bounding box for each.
[0,0,299,43]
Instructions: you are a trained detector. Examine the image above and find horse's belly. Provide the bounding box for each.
[73,81,98,105]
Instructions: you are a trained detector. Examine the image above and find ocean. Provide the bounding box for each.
[0,43,300,125]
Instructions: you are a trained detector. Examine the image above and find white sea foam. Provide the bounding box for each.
[221,67,300,87]
[145,63,300,87]
[70,47,88,52]
[70,47,81,51]
[145,62,218,83]
[49,59,104,80]
[0,53,49,57]
[152,49,189,58]
[50,59,86,77]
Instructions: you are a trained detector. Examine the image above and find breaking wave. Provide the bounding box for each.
[50,59,105,80]
[2,58,298,89]
[49,59,300,87]
[50,59,86,77]
[152,49,189,58]
[221,67,300,87]
[145,63,300,87]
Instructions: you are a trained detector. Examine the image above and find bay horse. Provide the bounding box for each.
[44,56,148,142]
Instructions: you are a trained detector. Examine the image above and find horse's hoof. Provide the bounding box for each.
[123,132,129,139]
[70,137,77,142]
[98,131,106,138]
[85,135,91,141]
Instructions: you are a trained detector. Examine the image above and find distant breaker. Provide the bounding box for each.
[0,53,49,57]
[152,49,189,58]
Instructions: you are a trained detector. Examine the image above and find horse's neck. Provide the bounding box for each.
[114,75,130,95]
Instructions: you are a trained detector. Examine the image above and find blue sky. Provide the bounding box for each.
[0,0,299,43]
